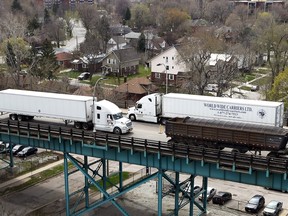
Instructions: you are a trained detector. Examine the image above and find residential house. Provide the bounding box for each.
[149,46,189,89]
[71,57,89,72]
[56,52,73,68]
[207,53,239,80]
[113,77,158,107]
[107,36,127,53]
[124,31,141,48]
[101,47,141,77]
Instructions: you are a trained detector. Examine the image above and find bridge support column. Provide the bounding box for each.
[174,171,180,216]
[84,156,89,208]
[157,169,163,216]
[202,176,208,213]
[64,152,70,216]
[102,158,107,200]
[189,175,195,216]
[119,161,123,191]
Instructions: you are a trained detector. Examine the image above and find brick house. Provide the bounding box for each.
[56,52,73,68]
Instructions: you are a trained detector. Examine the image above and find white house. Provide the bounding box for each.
[149,46,189,88]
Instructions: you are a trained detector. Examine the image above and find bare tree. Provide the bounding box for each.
[44,16,67,48]
[206,0,233,24]
[177,33,217,95]
[0,12,27,40]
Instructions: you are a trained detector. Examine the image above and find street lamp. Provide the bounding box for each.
[92,76,106,132]
[157,63,168,94]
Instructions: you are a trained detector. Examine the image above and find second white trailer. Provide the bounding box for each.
[127,93,284,127]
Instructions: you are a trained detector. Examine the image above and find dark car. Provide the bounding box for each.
[245,194,265,213]
[212,191,232,205]
[78,72,90,80]
[263,200,283,216]
[199,187,217,202]
[17,147,38,157]
[12,144,25,155]
[182,183,202,198]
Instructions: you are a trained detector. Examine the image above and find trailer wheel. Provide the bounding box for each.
[74,122,82,129]
[82,123,90,130]
[113,127,122,135]
[129,114,136,121]
[10,114,18,121]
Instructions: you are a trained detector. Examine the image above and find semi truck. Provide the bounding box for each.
[127,93,284,127]
[0,89,133,134]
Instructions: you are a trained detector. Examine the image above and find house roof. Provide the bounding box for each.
[208,54,233,66]
[124,31,141,39]
[56,52,73,61]
[112,48,141,62]
[115,77,158,95]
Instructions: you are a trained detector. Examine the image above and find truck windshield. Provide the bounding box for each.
[113,113,123,120]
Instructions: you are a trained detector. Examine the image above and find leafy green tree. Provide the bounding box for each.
[5,42,17,69]
[137,32,146,52]
[11,0,22,12]
[124,7,131,24]
[267,68,288,106]
[44,8,51,24]
[131,3,153,31]
[27,15,41,36]
[31,39,59,80]
[1,38,30,88]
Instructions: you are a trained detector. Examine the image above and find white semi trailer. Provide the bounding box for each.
[127,93,284,127]
[0,89,133,134]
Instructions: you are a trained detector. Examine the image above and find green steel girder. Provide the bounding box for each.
[1,132,288,192]
[1,129,288,215]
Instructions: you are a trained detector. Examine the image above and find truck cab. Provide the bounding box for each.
[94,100,133,134]
[127,93,162,123]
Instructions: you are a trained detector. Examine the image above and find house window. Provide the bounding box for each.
[113,59,117,64]
[169,74,174,80]
[155,73,160,79]
[82,63,87,68]
[172,57,174,60]
[166,66,169,70]
[172,66,174,69]
[166,57,168,63]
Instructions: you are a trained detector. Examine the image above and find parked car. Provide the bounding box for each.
[212,191,232,205]
[1,142,15,153]
[245,194,265,213]
[199,187,217,202]
[17,147,38,157]
[263,200,283,216]
[78,72,90,80]
[12,145,25,155]
[182,182,202,198]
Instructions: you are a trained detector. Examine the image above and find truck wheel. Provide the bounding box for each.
[10,114,18,121]
[82,123,90,130]
[28,116,34,120]
[18,115,25,121]
[160,118,167,125]
[113,127,122,135]
[129,114,136,121]
[74,122,82,129]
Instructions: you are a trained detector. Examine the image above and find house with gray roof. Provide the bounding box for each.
[101,47,141,77]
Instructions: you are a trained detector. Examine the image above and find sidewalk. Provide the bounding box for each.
[0,159,64,190]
